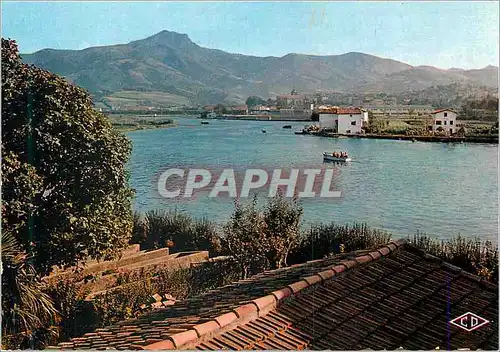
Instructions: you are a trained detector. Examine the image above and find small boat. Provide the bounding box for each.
[295,130,308,135]
[283,125,292,129]
[323,152,351,162]
[262,130,267,133]
[201,121,209,125]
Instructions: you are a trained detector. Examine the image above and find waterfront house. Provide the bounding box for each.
[319,107,367,134]
[53,239,498,350]
[431,108,457,134]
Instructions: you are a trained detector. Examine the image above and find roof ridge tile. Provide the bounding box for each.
[142,240,406,350]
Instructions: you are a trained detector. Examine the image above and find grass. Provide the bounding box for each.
[104,90,191,108]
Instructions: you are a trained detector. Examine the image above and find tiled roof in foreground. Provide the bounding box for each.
[55,240,498,350]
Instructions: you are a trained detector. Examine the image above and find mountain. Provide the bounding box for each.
[21,30,499,107]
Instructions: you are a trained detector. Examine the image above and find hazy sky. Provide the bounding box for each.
[2,1,499,69]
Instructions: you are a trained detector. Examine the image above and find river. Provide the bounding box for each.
[127,117,498,241]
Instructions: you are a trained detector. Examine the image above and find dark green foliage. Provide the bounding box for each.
[131,210,221,256]
[44,280,94,343]
[2,39,134,275]
[1,231,59,350]
[245,96,266,107]
[410,233,498,283]
[264,195,303,269]
[222,195,304,277]
[222,198,270,278]
[460,95,499,121]
[288,222,392,264]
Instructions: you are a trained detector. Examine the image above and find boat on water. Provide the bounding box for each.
[201,121,209,125]
[262,130,267,133]
[283,125,292,129]
[295,130,309,135]
[323,151,351,162]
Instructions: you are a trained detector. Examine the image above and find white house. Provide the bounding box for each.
[319,107,366,134]
[430,109,457,135]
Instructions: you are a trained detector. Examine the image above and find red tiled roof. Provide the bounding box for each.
[53,240,498,350]
[432,108,457,114]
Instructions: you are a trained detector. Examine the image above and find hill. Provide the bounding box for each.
[21,30,499,107]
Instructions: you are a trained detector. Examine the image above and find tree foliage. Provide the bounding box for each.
[222,194,303,277]
[264,195,303,269]
[245,96,266,107]
[222,198,269,278]
[1,38,134,274]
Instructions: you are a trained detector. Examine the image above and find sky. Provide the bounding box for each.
[2,1,499,70]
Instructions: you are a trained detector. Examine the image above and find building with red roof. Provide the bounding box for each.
[318,106,368,134]
[431,108,458,134]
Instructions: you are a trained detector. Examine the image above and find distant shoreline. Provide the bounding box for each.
[310,131,499,144]
[113,122,177,132]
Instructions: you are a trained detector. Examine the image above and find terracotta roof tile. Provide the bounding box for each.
[60,240,497,350]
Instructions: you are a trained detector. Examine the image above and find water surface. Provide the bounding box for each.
[128,117,498,241]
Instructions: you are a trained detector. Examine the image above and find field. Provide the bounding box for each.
[101,90,191,109]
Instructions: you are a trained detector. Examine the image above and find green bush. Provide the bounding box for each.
[131,210,220,255]
[288,222,392,264]
[44,279,95,343]
[410,233,498,283]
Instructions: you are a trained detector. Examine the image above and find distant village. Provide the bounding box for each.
[99,88,498,137]
[199,89,461,136]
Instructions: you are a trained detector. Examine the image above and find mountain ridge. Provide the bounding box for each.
[21,30,498,106]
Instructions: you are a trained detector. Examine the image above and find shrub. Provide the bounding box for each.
[131,210,220,255]
[44,279,94,343]
[1,231,59,349]
[288,222,392,264]
[410,233,498,283]
[263,195,303,269]
[222,198,270,278]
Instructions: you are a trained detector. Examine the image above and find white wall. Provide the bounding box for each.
[338,114,363,134]
[319,113,364,133]
[432,111,457,134]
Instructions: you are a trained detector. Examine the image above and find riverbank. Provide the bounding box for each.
[205,114,310,122]
[310,131,499,144]
[109,114,177,132]
[113,122,177,132]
